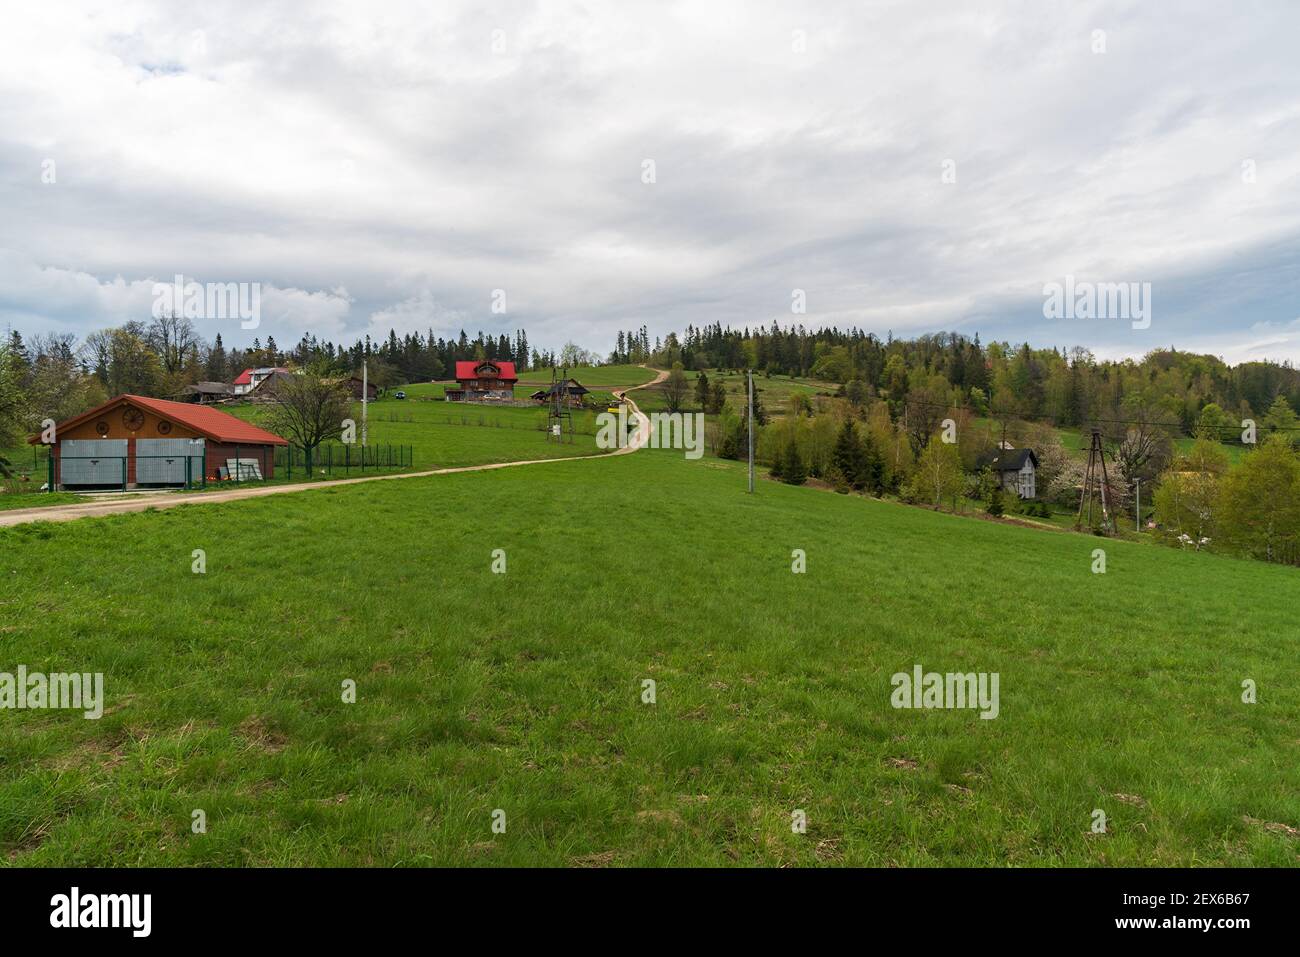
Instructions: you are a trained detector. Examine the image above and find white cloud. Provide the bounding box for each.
[0,0,1297,359]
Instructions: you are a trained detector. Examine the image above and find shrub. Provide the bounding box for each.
[987,483,1004,516]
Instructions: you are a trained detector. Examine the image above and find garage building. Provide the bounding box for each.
[34,394,289,490]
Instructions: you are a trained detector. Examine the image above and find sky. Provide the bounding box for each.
[1,0,1298,364]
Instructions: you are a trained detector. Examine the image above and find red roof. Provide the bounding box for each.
[233,368,253,385]
[454,360,517,383]
[32,394,288,446]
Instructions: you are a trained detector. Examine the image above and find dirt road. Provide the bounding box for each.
[0,368,668,528]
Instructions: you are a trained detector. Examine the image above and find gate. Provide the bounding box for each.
[60,439,127,487]
[136,438,206,486]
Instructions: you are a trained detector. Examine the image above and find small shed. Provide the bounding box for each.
[533,378,590,408]
[33,394,288,490]
[978,447,1039,499]
[343,375,378,400]
[182,381,236,404]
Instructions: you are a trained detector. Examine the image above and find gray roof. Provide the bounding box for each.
[978,448,1038,471]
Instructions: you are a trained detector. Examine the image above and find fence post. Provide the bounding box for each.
[122,456,127,491]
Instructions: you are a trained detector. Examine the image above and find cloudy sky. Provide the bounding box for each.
[1,0,1297,363]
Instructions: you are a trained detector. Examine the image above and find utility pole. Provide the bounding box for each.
[1076,428,1112,533]
[361,360,368,448]
[747,369,755,494]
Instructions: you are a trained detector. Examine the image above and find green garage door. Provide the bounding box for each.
[136,438,205,486]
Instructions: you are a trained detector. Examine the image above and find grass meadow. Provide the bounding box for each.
[1,445,1296,866]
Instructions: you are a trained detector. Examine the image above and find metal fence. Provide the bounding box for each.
[276,442,412,479]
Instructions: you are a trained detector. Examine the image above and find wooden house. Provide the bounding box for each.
[977,447,1039,499]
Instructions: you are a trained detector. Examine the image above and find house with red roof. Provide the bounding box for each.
[32,394,289,490]
[447,360,518,402]
[232,367,289,396]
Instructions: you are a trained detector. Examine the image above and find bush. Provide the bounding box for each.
[824,464,851,494]
[987,483,1004,516]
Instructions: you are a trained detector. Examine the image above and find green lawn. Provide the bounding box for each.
[230,398,607,471]
[631,369,834,416]
[1,445,1295,866]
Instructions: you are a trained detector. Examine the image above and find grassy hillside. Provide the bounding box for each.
[632,369,834,416]
[227,397,606,471]
[515,364,657,388]
[0,447,1296,866]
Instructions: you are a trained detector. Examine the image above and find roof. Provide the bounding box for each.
[32,394,289,446]
[233,368,253,385]
[539,378,589,396]
[250,369,293,392]
[454,360,518,382]
[324,375,375,387]
[186,381,236,395]
[978,448,1038,471]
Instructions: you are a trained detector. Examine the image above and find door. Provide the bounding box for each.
[60,439,127,487]
[136,438,205,486]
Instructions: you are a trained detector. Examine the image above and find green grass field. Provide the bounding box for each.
[397,364,658,403]
[1,443,1295,866]
[231,398,608,471]
[631,369,834,416]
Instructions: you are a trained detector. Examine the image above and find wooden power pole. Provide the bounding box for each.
[1075,428,1112,533]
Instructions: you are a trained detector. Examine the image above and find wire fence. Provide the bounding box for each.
[276,442,412,479]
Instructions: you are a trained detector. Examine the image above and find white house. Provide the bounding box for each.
[232,367,289,396]
[979,448,1038,499]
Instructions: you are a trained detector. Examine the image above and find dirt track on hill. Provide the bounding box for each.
[0,367,669,529]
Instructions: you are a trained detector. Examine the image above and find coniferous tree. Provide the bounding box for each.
[832,420,867,491]
[709,380,726,415]
[781,439,807,485]
[694,370,710,411]
[206,333,228,382]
